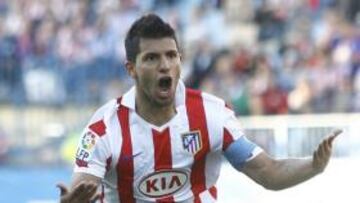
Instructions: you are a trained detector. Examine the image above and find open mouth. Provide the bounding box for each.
[158,76,172,90]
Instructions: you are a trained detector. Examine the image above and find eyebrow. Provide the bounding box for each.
[166,50,178,54]
[142,49,178,55]
[142,52,159,58]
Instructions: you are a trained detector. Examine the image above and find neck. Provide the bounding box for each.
[135,93,176,127]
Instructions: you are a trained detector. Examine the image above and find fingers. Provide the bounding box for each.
[328,129,342,145]
[319,138,331,158]
[323,129,338,153]
[313,150,320,165]
[56,183,68,196]
[57,180,99,203]
[312,129,342,172]
[71,181,98,202]
[312,141,330,173]
[315,140,327,163]
[73,183,86,200]
[90,192,102,203]
[85,183,98,200]
[332,129,343,136]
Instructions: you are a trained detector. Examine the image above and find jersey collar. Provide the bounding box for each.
[120,80,186,110]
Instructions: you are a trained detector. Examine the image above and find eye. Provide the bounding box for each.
[167,51,179,59]
[144,53,158,62]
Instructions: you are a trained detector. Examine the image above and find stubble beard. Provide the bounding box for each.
[136,81,175,110]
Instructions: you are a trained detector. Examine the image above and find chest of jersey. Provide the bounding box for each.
[113,105,217,201]
[105,90,225,202]
[126,107,201,181]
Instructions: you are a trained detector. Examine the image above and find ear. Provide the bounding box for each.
[125,61,137,79]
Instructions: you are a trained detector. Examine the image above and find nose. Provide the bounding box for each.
[159,55,170,72]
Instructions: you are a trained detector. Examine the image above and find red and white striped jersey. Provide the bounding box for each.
[74,81,261,203]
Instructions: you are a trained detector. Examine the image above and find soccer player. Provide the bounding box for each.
[57,14,341,203]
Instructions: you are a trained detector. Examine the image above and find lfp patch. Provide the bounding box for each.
[182,131,202,154]
[76,131,97,167]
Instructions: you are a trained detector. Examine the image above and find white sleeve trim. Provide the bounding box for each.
[245,147,264,162]
[74,166,105,179]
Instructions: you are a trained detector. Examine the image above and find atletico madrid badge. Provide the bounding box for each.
[181,131,202,155]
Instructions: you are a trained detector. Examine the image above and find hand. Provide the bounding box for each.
[312,129,342,173]
[57,181,100,203]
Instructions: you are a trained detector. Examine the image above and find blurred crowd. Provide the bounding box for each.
[0,0,360,115]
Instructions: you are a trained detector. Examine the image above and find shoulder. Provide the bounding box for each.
[90,99,118,122]
[185,88,238,125]
[185,88,232,128]
[86,99,118,136]
[185,88,226,108]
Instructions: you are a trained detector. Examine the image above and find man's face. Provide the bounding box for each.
[127,37,181,107]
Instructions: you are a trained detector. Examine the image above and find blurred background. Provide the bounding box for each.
[0,0,359,202]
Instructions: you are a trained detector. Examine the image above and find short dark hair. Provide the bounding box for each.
[125,13,178,63]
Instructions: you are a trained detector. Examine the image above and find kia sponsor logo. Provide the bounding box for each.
[138,170,188,198]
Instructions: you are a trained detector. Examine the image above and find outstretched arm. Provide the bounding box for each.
[241,129,341,190]
[57,173,101,203]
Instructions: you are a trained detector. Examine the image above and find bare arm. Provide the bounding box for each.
[242,129,341,190]
[57,173,101,203]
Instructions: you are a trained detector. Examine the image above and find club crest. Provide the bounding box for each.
[181,131,202,154]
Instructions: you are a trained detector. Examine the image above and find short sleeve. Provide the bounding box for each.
[222,107,246,150]
[74,120,111,178]
[222,107,263,170]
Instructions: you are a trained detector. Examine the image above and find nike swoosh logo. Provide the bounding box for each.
[121,152,143,161]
